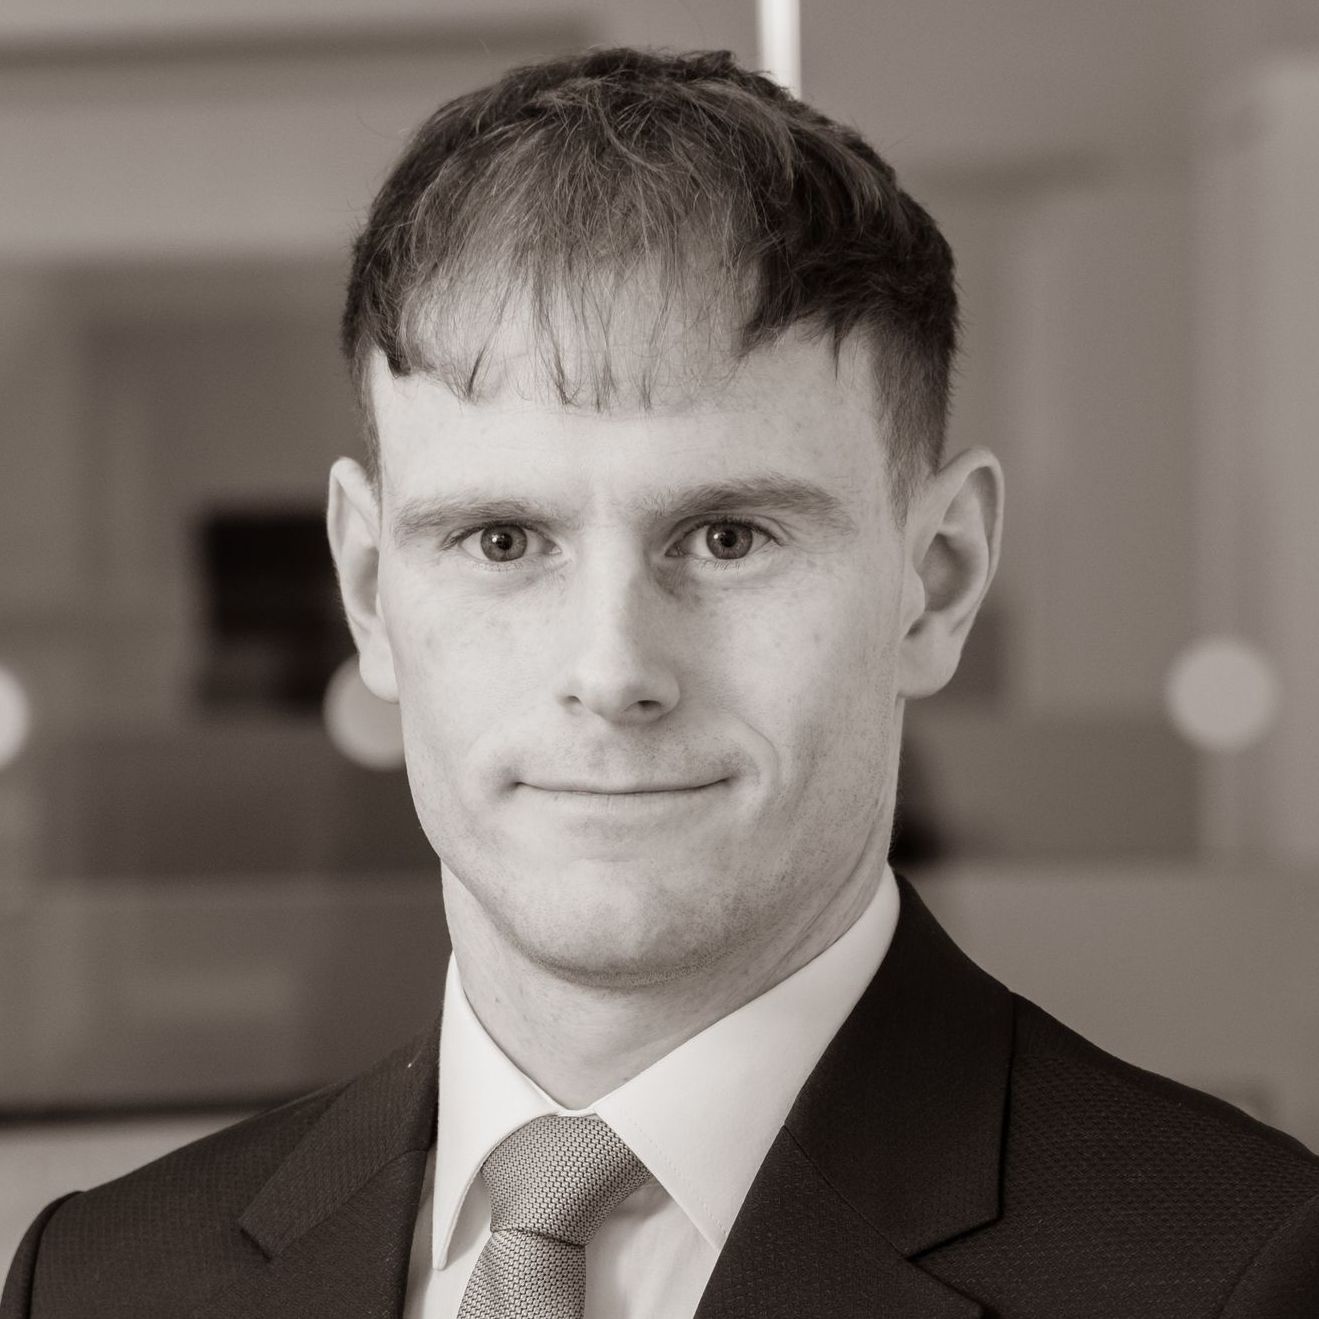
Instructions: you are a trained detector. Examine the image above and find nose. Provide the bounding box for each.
[556,555,680,724]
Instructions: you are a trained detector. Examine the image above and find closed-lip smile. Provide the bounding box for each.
[523,780,723,795]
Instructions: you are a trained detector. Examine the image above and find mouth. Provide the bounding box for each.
[514,780,728,819]
[510,780,729,834]
[522,779,725,795]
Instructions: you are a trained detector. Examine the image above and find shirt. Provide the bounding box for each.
[402,863,900,1319]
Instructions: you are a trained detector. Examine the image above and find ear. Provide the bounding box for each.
[897,447,1004,700]
[326,456,399,703]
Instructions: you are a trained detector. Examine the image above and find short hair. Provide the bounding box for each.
[341,46,958,511]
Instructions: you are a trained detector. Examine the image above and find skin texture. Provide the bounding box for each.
[328,326,1002,1107]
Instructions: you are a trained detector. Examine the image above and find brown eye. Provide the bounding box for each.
[476,525,528,561]
[672,520,774,567]
[703,522,756,560]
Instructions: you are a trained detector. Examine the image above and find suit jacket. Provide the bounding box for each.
[5,875,1319,1318]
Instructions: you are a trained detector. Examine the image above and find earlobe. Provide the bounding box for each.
[897,448,1004,700]
[326,457,399,703]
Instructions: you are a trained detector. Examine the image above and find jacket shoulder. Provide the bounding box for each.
[10,1082,347,1319]
[1012,991,1313,1160]
[923,993,1319,1317]
[1010,993,1319,1183]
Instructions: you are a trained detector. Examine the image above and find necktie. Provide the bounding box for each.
[456,1114,651,1319]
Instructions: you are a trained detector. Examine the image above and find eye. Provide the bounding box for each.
[676,520,774,564]
[455,524,541,564]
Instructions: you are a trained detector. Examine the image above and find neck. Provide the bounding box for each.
[442,822,889,1110]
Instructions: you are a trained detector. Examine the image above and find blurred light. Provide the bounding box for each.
[1165,636,1280,752]
[0,663,32,770]
[757,0,801,96]
[323,657,404,770]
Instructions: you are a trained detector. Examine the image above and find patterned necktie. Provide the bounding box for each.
[457,1114,652,1319]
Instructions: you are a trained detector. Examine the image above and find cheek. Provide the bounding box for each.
[382,571,531,776]
[729,575,897,762]
[386,547,523,669]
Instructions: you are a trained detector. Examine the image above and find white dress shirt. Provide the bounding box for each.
[402,864,900,1319]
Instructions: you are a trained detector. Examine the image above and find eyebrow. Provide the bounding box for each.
[390,474,858,548]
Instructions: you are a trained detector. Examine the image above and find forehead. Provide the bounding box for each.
[368,327,887,513]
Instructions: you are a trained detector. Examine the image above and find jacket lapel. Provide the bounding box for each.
[196,875,1011,1318]
[695,875,1013,1318]
[197,1022,441,1319]
[694,1128,983,1319]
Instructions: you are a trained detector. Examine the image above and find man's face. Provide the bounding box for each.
[365,329,912,988]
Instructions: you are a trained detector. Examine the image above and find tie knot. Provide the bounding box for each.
[481,1115,651,1246]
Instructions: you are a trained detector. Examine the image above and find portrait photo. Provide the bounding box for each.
[2,2,1318,1315]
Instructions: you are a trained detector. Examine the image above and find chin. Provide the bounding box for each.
[524,940,707,991]
[502,857,737,990]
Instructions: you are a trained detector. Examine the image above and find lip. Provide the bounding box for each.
[515,782,728,814]
[522,780,724,795]
[513,781,727,833]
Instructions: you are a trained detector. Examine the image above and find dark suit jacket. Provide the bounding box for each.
[5,875,1319,1318]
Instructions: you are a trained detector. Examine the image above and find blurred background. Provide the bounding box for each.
[3,0,1319,1266]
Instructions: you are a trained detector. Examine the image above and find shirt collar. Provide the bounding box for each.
[432,956,556,1268]
[432,863,900,1266]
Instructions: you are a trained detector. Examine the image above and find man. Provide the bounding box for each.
[5,46,1318,1319]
